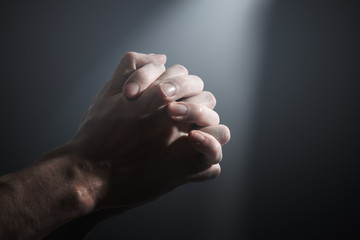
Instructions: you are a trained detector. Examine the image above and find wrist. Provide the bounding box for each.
[38,143,107,214]
[0,143,106,239]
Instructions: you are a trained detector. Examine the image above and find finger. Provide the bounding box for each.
[117,52,166,79]
[197,125,231,146]
[181,91,217,109]
[123,62,166,98]
[105,52,167,95]
[157,64,189,81]
[186,164,221,182]
[167,102,220,127]
[158,75,204,101]
[136,64,188,99]
[122,63,187,98]
[138,74,204,112]
[188,130,223,165]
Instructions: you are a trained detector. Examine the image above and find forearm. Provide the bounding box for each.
[0,145,100,240]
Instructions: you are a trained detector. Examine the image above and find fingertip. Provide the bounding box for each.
[222,125,231,144]
[123,82,140,98]
[167,102,188,118]
[159,82,176,98]
[207,164,221,180]
[190,130,223,164]
[190,131,206,145]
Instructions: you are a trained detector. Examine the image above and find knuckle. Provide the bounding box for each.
[148,61,163,69]
[192,104,204,119]
[123,51,137,61]
[173,64,188,75]
[121,52,138,72]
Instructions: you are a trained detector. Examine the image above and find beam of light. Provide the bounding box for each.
[61,0,273,238]
[117,1,272,238]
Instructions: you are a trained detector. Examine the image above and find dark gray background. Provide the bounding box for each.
[1,0,359,239]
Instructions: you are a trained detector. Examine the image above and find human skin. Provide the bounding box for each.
[0,52,230,240]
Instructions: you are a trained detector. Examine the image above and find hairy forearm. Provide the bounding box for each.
[0,145,101,240]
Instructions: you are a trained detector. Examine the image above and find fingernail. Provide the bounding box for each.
[124,82,139,97]
[160,83,176,97]
[171,103,187,116]
[192,131,205,143]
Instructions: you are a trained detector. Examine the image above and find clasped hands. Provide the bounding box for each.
[0,52,231,239]
[69,52,230,212]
